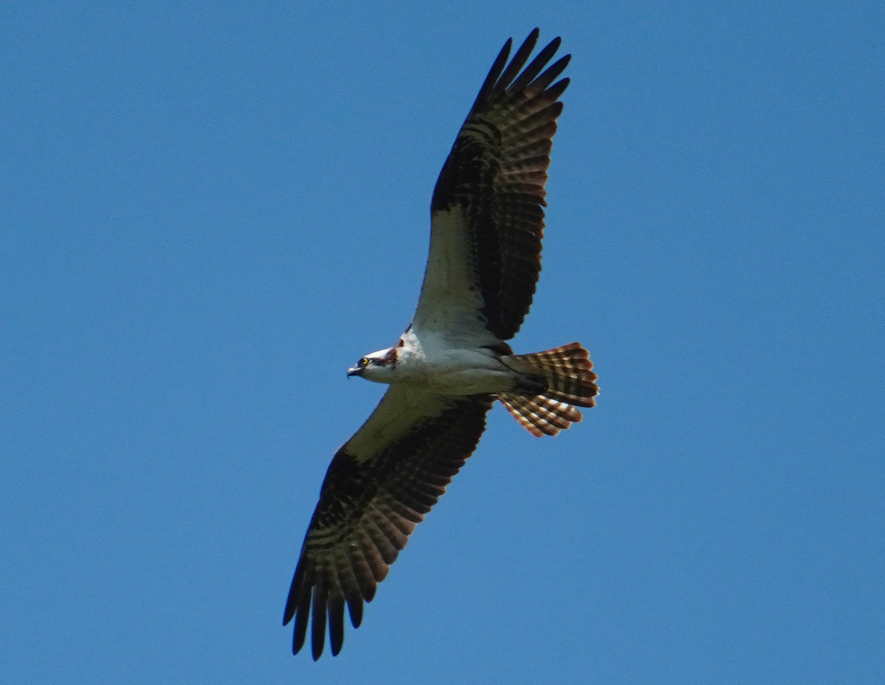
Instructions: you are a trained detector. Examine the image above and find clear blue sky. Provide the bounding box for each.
[2,2,883,683]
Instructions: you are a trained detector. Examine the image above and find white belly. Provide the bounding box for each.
[396,334,518,396]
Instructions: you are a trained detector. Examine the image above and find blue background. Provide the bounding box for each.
[2,1,883,683]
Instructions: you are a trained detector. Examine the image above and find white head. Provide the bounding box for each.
[346,347,398,383]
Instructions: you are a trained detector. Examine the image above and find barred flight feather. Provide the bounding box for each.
[284,392,494,659]
[421,29,572,341]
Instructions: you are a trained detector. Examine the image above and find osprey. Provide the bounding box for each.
[284,29,598,659]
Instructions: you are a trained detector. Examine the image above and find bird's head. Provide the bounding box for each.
[347,347,398,383]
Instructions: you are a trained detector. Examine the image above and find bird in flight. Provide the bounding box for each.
[283,29,598,659]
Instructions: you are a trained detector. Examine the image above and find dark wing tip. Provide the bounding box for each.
[292,593,309,655]
[547,76,571,102]
[494,30,541,92]
[472,37,513,109]
[285,584,352,659]
[470,29,566,115]
[330,615,345,656]
[310,584,327,659]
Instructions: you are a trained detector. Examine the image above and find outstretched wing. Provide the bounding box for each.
[412,29,570,341]
[283,388,494,659]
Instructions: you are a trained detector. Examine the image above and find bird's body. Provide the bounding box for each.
[284,29,598,659]
[356,330,519,395]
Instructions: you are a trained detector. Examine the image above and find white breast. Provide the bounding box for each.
[394,328,518,396]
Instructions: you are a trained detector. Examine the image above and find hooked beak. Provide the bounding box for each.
[346,366,363,378]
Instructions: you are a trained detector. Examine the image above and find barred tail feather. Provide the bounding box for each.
[499,394,583,437]
[499,342,598,437]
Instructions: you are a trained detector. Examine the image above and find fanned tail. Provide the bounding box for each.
[498,342,598,437]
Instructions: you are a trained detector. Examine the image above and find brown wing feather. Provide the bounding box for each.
[283,390,494,659]
[422,29,571,340]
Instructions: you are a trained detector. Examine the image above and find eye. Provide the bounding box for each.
[358,357,369,368]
